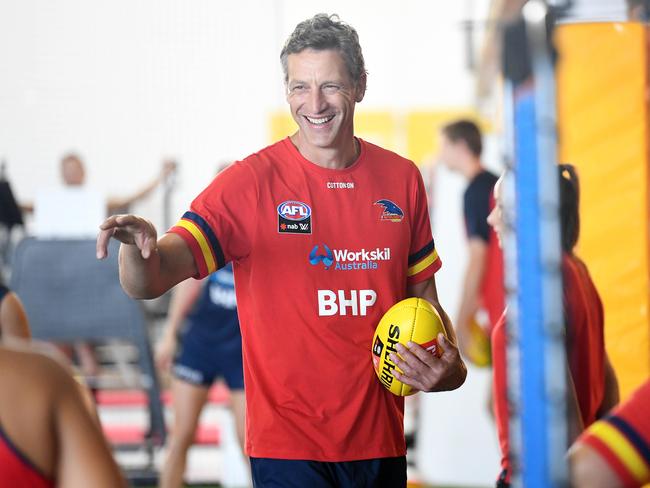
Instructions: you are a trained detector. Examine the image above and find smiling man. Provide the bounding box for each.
[97,14,466,488]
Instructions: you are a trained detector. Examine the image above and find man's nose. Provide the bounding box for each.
[307,88,326,113]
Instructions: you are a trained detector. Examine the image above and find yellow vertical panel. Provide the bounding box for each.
[556,22,650,399]
[269,112,297,142]
[354,111,397,153]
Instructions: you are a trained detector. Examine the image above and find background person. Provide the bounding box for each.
[438,119,504,366]
[156,262,246,488]
[487,165,619,487]
[570,377,650,488]
[0,345,127,487]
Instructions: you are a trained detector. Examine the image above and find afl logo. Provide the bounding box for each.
[277,201,311,221]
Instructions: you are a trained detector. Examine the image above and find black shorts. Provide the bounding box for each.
[250,456,406,488]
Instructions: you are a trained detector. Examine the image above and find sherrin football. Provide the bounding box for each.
[371,297,447,396]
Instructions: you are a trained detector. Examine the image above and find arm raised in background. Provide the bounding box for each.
[390,276,467,393]
[96,214,197,299]
[106,159,176,213]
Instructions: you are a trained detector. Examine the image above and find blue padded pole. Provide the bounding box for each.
[507,2,568,487]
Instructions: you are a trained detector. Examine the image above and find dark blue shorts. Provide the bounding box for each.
[172,326,244,390]
[250,456,406,488]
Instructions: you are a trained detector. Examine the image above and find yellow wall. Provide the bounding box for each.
[269,109,488,165]
[556,22,650,399]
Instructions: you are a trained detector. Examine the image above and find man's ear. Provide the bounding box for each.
[355,73,367,103]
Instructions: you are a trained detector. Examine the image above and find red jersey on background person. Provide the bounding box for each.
[97,14,467,488]
[487,165,620,488]
[570,378,650,488]
[439,120,504,366]
[0,426,54,488]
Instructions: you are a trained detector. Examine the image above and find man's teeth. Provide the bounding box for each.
[306,115,334,125]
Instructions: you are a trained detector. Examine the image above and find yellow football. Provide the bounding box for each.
[371,297,447,396]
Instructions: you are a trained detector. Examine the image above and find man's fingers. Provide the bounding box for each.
[96,227,115,259]
[96,214,157,260]
[97,215,129,259]
[404,341,439,366]
[392,369,425,392]
[389,352,418,377]
[438,333,460,364]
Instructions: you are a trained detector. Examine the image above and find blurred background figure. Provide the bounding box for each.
[487,165,620,487]
[627,0,650,20]
[155,264,246,488]
[0,344,127,487]
[570,377,650,488]
[156,162,246,488]
[19,153,176,380]
[438,119,503,368]
[23,153,176,239]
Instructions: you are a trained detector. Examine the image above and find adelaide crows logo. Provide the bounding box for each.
[374,199,404,222]
[309,244,334,269]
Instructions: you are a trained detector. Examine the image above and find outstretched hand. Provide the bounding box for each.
[96,214,158,260]
[390,333,466,393]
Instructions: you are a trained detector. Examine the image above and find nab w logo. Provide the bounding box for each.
[309,244,334,269]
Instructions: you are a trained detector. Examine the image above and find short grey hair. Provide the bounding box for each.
[280,13,367,85]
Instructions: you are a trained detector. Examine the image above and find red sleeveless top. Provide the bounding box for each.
[0,425,54,488]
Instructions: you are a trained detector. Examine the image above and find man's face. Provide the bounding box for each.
[61,157,86,186]
[438,133,463,172]
[286,49,364,154]
[487,176,505,247]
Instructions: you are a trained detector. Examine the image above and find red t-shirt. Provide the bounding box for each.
[492,253,606,479]
[0,426,54,488]
[577,379,650,487]
[170,137,441,461]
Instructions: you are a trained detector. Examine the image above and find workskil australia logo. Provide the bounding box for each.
[309,244,391,271]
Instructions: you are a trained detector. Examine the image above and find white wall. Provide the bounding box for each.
[0,1,502,485]
[0,0,490,223]
[0,0,280,222]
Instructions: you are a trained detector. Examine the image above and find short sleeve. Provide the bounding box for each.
[577,380,650,487]
[463,178,493,243]
[168,162,258,279]
[407,169,442,285]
